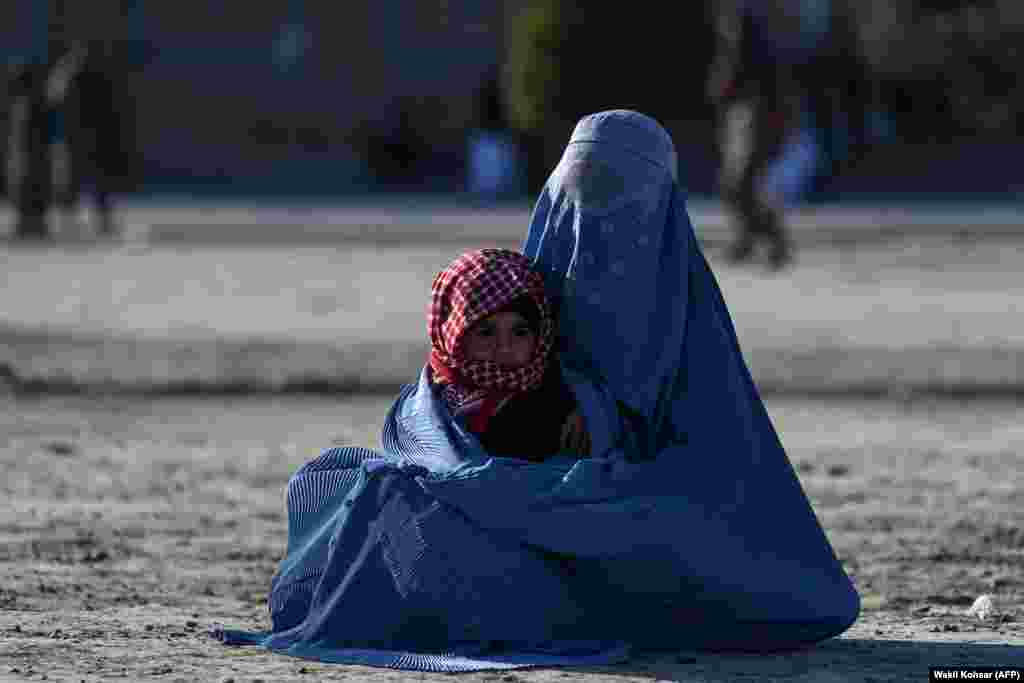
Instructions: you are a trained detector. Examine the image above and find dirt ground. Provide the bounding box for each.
[1,393,1022,682]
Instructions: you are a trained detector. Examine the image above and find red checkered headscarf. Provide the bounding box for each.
[427,249,554,431]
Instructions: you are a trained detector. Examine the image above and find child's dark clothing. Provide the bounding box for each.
[474,363,577,461]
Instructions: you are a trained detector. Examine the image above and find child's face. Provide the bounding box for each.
[463,311,536,368]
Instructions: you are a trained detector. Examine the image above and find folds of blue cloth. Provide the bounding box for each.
[215,110,858,672]
[215,370,858,671]
[214,441,631,671]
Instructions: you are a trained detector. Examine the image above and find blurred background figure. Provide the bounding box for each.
[3,0,142,241]
[465,65,522,200]
[48,40,137,238]
[5,58,54,240]
[0,1,1019,232]
[706,0,869,270]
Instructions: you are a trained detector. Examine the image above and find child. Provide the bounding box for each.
[427,248,589,460]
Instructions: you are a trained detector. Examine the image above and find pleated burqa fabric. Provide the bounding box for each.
[216,110,858,671]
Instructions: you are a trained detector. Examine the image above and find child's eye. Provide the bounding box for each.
[474,323,496,338]
[513,326,533,337]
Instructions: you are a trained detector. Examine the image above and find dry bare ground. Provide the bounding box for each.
[1,393,1022,682]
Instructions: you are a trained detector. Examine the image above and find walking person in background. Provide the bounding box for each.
[49,41,134,238]
[707,0,814,270]
[5,59,54,240]
[708,0,869,271]
[466,66,521,199]
[45,42,86,237]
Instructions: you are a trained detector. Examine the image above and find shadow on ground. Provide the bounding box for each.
[580,639,1024,681]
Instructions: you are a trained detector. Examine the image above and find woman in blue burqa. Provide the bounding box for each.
[218,110,859,672]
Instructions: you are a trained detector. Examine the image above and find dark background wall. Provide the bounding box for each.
[2,0,1022,199]
[2,0,508,196]
[128,0,507,194]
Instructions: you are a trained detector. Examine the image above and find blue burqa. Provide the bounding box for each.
[217,110,859,671]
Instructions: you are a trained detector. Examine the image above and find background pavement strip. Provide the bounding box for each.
[1,205,1021,397]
